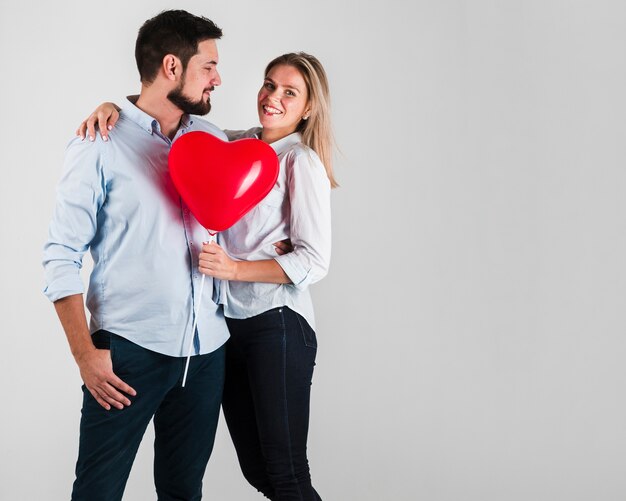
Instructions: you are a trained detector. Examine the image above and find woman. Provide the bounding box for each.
[80,52,336,500]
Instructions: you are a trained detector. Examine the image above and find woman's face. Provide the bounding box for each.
[257,64,310,141]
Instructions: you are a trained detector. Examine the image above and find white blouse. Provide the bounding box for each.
[218,128,331,330]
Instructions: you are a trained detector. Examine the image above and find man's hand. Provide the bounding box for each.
[273,239,293,255]
[76,347,136,411]
[53,294,137,411]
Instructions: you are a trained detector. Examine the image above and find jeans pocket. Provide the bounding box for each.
[108,334,135,379]
[91,329,112,350]
[296,313,317,348]
[109,333,118,365]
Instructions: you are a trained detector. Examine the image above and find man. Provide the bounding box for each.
[43,10,230,500]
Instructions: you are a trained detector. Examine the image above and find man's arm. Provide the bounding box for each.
[54,294,136,410]
[44,138,135,410]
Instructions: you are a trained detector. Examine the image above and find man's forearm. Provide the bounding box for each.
[54,294,96,363]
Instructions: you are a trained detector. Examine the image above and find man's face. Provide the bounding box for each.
[167,39,221,115]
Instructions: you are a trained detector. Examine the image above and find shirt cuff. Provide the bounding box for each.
[43,275,85,302]
[274,253,311,291]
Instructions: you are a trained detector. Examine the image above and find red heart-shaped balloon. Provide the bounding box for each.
[169,131,279,232]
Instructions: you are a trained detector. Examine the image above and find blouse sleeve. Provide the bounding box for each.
[274,147,331,290]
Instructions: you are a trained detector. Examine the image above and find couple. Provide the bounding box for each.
[43,9,334,501]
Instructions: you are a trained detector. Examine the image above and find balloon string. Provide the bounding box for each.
[181,231,216,388]
[181,274,204,387]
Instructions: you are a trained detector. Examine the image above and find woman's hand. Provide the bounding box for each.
[199,242,239,280]
[77,102,121,142]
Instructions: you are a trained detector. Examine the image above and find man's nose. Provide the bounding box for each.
[212,70,222,87]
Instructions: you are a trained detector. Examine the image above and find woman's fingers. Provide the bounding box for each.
[98,110,120,141]
[76,121,88,140]
[86,113,98,141]
[77,105,120,142]
[98,112,110,142]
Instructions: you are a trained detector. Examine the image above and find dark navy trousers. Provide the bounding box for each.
[71,331,225,501]
[223,307,322,501]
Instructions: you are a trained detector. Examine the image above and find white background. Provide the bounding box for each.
[1,1,626,499]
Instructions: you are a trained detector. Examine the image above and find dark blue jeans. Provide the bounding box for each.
[71,331,225,501]
[223,307,322,501]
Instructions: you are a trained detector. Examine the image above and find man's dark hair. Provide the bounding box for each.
[135,10,222,84]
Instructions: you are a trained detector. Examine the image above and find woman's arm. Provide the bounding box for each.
[199,148,331,287]
[198,242,290,283]
[273,148,332,290]
[76,102,121,142]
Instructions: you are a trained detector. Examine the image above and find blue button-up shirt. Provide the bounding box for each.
[43,99,230,357]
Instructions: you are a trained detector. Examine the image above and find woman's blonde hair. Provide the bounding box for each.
[264,52,338,188]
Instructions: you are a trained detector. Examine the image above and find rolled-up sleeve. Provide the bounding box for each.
[43,139,106,302]
[275,148,331,290]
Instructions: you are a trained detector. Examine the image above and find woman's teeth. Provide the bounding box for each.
[263,105,282,115]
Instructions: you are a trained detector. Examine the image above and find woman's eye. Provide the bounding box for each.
[286,90,295,97]
[265,82,274,90]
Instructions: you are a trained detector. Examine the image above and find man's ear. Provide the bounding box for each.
[162,54,182,81]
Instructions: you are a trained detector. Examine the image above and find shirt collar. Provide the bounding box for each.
[255,130,302,156]
[120,97,192,135]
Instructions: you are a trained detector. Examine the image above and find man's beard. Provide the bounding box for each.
[167,77,213,116]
